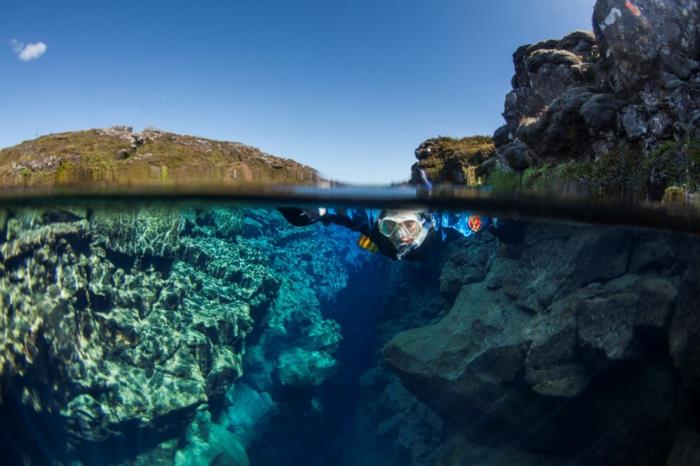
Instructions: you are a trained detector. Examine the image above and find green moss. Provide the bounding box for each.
[487,169,520,192]
[419,136,496,184]
[430,136,495,157]
[485,138,700,200]
[520,164,554,191]
[662,186,687,204]
[488,146,647,197]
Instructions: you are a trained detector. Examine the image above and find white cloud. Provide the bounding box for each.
[10,39,47,61]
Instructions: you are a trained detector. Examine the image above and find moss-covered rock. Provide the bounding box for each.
[487,137,700,201]
[410,136,496,185]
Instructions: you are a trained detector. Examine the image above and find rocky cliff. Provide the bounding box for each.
[411,0,700,200]
[0,126,320,187]
[495,0,700,199]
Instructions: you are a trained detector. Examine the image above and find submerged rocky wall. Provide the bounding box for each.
[383,223,700,466]
[0,205,358,466]
[0,207,276,464]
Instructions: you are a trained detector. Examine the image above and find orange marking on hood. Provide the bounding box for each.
[468,215,483,232]
[625,1,641,17]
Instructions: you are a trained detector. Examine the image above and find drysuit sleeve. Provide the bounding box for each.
[436,212,490,238]
[277,207,323,226]
[277,207,374,235]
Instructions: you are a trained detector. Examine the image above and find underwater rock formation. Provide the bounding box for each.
[384,223,700,465]
[116,208,356,466]
[0,203,373,466]
[0,207,279,462]
[5,203,700,466]
[491,0,700,199]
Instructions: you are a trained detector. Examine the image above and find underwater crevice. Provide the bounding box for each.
[138,255,175,276]
[0,386,72,466]
[67,406,194,466]
[104,247,136,271]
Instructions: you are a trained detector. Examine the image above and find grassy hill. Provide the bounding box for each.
[0,126,320,187]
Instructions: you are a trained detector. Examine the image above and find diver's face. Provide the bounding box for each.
[378,212,423,246]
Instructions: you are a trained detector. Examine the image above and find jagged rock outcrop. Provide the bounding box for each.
[494,31,601,168]
[410,136,496,185]
[493,1,700,199]
[384,224,700,465]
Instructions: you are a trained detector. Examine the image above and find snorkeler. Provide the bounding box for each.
[277,207,496,261]
[278,167,523,260]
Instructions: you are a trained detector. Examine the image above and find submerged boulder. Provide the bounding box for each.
[276,348,337,387]
[384,280,531,426]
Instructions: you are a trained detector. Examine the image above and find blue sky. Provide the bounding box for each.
[1,0,595,184]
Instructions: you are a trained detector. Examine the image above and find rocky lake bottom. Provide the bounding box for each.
[1,198,700,466]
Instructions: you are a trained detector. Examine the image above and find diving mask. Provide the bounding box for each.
[377,210,432,255]
[378,215,423,239]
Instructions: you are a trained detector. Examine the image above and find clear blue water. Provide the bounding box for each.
[1,188,699,466]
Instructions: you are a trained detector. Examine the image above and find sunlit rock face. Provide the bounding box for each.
[495,31,601,168]
[594,0,700,91]
[593,0,700,148]
[493,0,700,199]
